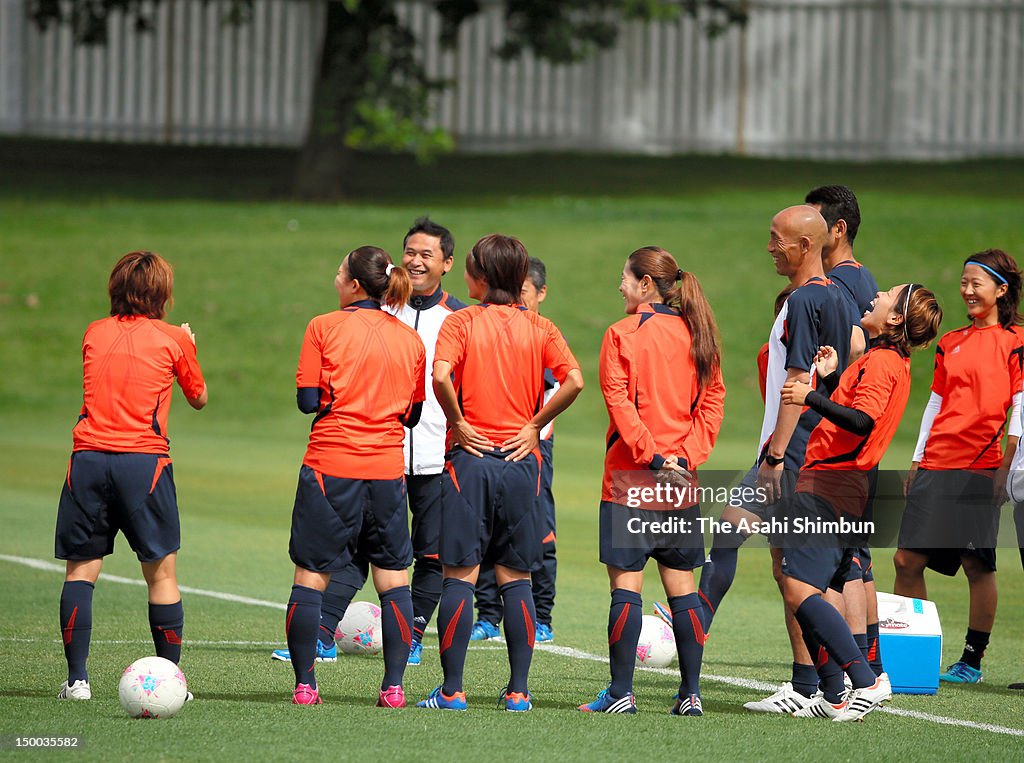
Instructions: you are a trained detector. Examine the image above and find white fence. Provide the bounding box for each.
[1,0,1022,159]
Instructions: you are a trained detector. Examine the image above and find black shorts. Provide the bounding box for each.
[439,448,542,573]
[55,451,180,563]
[540,439,556,544]
[408,473,442,559]
[598,501,705,573]
[898,469,998,575]
[289,465,412,573]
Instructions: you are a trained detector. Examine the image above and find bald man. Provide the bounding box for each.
[698,205,854,714]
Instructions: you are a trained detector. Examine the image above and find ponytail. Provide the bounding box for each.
[668,271,722,389]
[383,264,413,310]
[627,246,722,389]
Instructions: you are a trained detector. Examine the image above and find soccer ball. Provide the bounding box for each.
[636,615,677,668]
[335,601,382,655]
[118,656,188,719]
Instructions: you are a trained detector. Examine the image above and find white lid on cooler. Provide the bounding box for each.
[876,591,942,637]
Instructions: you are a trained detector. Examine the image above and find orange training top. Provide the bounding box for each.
[433,303,579,449]
[600,303,726,501]
[72,315,206,454]
[801,346,911,472]
[297,302,426,480]
[921,324,1024,470]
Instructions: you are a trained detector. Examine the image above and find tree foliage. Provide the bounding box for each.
[28,0,747,197]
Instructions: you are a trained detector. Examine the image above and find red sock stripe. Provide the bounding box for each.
[391,601,412,647]
[867,637,878,662]
[697,589,715,615]
[815,646,829,670]
[285,602,297,635]
[162,628,182,646]
[62,606,78,646]
[522,601,535,650]
[609,602,631,646]
[687,608,708,646]
[440,599,465,654]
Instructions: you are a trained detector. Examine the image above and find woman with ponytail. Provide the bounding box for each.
[895,249,1024,686]
[579,246,725,717]
[283,246,426,709]
[779,283,942,721]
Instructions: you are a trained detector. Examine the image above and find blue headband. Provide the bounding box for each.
[966,260,1008,285]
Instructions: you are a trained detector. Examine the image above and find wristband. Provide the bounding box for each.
[764,453,785,467]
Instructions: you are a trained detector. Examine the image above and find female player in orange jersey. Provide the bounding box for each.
[55,251,208,701]
[579,246,725,716]
[284,247,426,708]
[417,234,584,712]
[895,249,1024,685]
[779,283,941,721]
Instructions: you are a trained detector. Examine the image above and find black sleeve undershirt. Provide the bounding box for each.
[804,388,875,436]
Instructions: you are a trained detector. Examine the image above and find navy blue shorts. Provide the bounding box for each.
[843,547,874,583]
[56,451,180,563]
[782,545,854,594]
[781,492,860,593]
[408,473,442,560]
[289,465,412,573]
[540,438,556,546]
[598,501,705,573]
[732,463,798,522]
[439,448,542,573]
[898,468,998,575]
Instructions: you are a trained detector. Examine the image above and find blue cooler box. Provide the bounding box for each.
[876,592,942,695]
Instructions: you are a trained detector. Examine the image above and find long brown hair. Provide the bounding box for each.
[627,246,721,388]
[108,251,173,319]
[346,246,412,309]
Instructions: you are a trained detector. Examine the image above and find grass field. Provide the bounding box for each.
[2,139,1024,761]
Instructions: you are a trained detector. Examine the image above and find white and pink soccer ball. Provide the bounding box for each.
[118,656,188,718]
[636,615,677,668]
[335,601,382,655]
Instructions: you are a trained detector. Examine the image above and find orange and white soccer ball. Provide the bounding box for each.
[335,601,382,655]
[118,656,188,718]
[636,615,677,668]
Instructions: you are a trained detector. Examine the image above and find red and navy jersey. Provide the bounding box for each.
[921,324,1024,470]
[760,276,851,469]
[600,303,726,502]
[433,303,579,450]
[802,346,911,472]
[72,316,206,454]
[829,260,879,316]
[297,301,426,480]
[757,342,770,403]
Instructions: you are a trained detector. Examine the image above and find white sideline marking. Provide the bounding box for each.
[5,553,1023,737]
[0,637,508,651]
[0,554,286,611]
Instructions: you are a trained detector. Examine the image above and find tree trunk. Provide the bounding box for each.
[292,2,374,200]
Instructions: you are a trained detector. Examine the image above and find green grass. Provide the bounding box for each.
[2,139,1024,760]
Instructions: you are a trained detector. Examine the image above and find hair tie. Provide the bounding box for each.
[901,283,919,337]
[966,260,1008,285]
[385,263,395,278]
[676,269,683,282]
